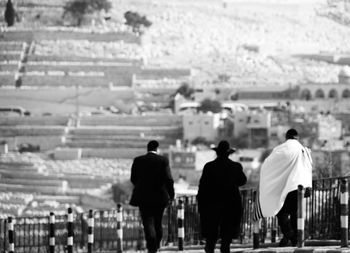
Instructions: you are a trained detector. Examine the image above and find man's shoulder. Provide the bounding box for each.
[134,154,147,161]
[135,153,167,161]
[231,160,242,166]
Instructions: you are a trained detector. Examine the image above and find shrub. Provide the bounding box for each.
[124,11,152,33]
[62,0,112,26]
[198,98,222,113]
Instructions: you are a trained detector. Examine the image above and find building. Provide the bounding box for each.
[232,111,272,148]
[298,68,350,101]
[182,113,221,142]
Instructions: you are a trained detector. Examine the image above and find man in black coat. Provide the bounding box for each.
[129,140,175,253]
[197,140,247,253]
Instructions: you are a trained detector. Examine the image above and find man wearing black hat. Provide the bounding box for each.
[129,140,175,253]
[197,140,247,253]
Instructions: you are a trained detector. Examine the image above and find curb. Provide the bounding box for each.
[245,247,350,253]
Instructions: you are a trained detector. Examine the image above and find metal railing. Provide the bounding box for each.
[0,176,349,252]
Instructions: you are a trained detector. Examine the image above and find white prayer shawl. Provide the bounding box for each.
[258,139,313,218]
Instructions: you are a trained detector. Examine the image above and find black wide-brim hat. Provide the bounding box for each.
[212,140,236,155]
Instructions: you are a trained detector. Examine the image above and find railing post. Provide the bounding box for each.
[67,207,74,253]
[166,205,172,245]
[49,212,55,253]
[88,210,94,253]
[271,218,277,243]
[341,179,349,248]
[297,185,305,248]
[253,190,260,249]
[177,199,184,251]
[253,219,260,249]
[8,217,14,253]
[116,204,123,253]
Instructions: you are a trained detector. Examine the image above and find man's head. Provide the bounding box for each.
[147,140,159,152]
[285,128,299,140]
[212,140,235,157]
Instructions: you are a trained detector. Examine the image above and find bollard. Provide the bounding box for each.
[67,207,74,253]
[260,218,266,243]
[271,217,277,243]
[177,199,185,251]
[8,217,14,253]
[253,220,260,249]
[88,210,94,253]
[297,185,305,248]
[253,190,260,249]
[341,179,349,248]
[116,204,123,253]
[49,212,55,253]
[166,205,173,245]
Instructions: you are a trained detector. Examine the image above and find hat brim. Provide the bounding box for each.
[212,147,236,154]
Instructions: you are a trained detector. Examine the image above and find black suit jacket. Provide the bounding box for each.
[196,156,247,238]
[197,156,247,210]
[129,152,175,207]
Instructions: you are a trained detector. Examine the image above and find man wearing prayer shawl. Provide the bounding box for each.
[254,129,313,247]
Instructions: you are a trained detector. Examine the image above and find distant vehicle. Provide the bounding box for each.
[247,102,287,112]
[0,106,30,116]
[179,101,248,114]
[221,102,248,113]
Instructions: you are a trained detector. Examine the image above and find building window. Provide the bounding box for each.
[300,89,311,100]
[343,89,350,98]
[329,89,338,99]
[315,89,325,99]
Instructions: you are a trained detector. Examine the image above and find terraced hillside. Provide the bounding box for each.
[0,152,131,217]
[0,114,183,158]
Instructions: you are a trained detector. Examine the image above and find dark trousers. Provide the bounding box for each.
[139,206,165,253]
[201,206,240,253]
[277,190,298,241]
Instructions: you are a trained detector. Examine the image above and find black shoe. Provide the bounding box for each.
[205,245,215,253]
[279,237,290,247]
[290,236,297,247]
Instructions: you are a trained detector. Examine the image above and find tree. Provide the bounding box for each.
[4,0,15,27]
[198,98,222,113]
[111,181,133,204]
[62,0,112,26]
[176,82,195,99]
[167,82,195,112]
[124,11,152,33]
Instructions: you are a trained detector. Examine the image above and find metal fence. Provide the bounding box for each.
[0,176,348,252]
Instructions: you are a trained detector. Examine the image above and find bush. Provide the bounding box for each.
[112,181,133,204]
[191,137,210,146]
[124,11,152,33]
[62,0,112,26]
[198,98,222,113]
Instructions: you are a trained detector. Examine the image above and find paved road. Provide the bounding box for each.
[157,246,350,253]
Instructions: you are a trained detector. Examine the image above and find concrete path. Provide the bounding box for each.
[158,246,350,253]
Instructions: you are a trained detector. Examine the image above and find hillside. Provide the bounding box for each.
[9,0,349,85]
[129,0,350,84]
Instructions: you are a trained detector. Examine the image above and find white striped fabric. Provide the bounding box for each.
[253,191,264,221]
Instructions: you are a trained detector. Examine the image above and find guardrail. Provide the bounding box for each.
[0,176,349,252]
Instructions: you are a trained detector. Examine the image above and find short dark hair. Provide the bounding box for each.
[285,128,298,140]
[147,140,159,151]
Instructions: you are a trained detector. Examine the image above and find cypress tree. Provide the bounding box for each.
[4,0,15,27]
